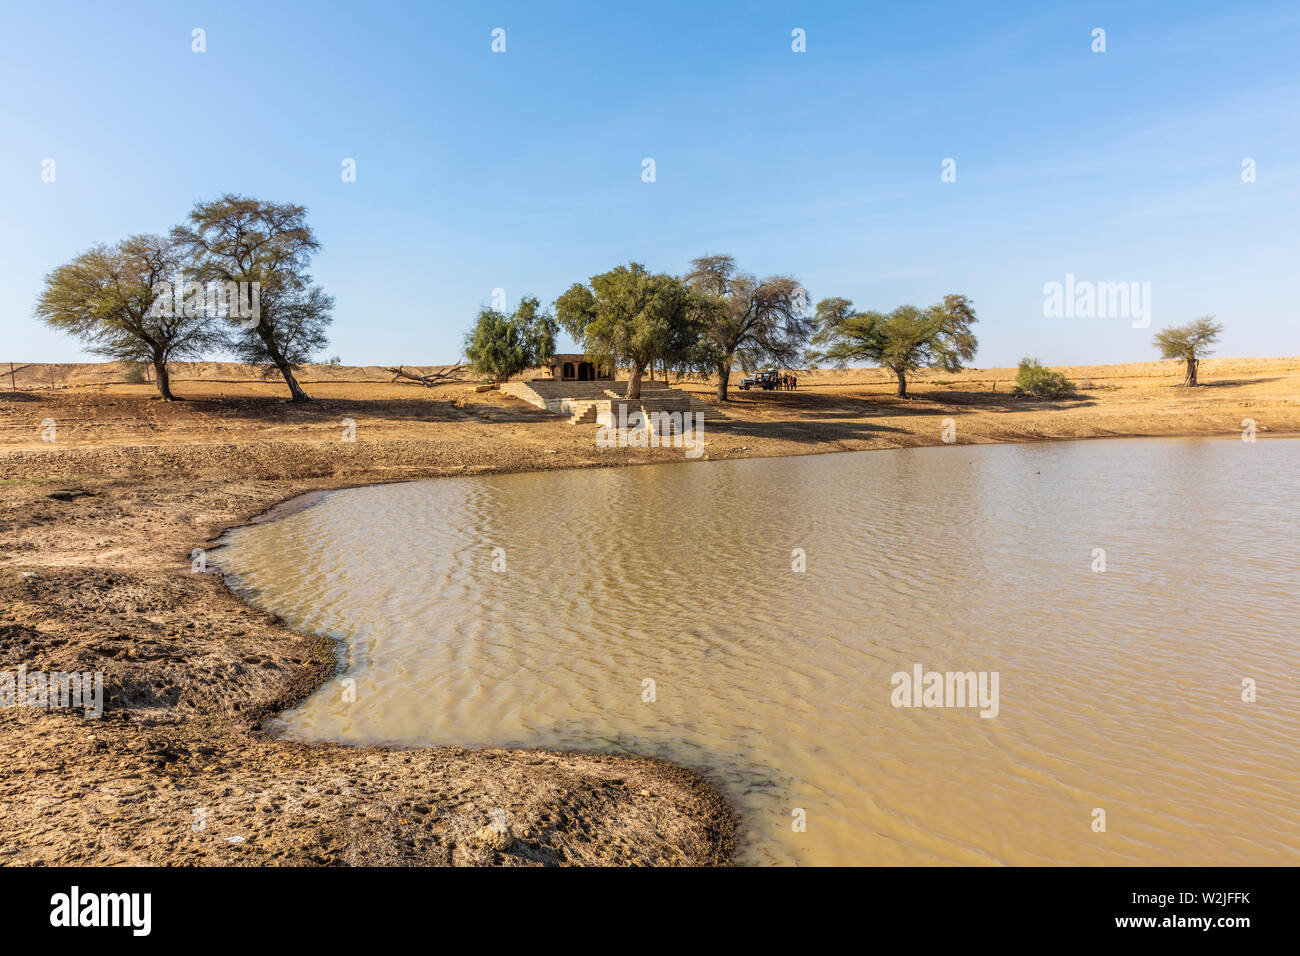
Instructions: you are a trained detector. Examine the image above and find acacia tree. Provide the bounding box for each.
[172,195,332,401]
[34,234,219,400]
[464,296,558,382]
[683,254,812,401]
[1153,317,1222,386]
[555,263,700,399]
[810,294,979,398]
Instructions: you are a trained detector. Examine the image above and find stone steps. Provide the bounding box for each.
[501,379,725,424]
[499,381,546,406]
[518,380,618,400]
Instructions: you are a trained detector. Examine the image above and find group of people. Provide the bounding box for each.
[777,372,799,390]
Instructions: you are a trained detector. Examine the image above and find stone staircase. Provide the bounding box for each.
[499,380,613,423]
[601,385,723,422]
[500,379,725,425]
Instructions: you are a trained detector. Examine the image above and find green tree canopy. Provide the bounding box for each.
[810,294,979,398]
[34,234,219,400]
[172,194,331,401]
[556,263,701,398]
[684,254,812,401]
[1013,357,1077,399]
[1152,317,1222,386]
[464,296,558,382]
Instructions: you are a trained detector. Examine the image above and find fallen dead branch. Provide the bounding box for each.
[384,364,466,387]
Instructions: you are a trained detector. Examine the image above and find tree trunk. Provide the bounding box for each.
[277,360,311,401]
[153,357,176,401]
[258,324,312,400]
[895,368,908,398]
[625,363,643,400]
[715,354,733,402]
[1184,357,1198,387]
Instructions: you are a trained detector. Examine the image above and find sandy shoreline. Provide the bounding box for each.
[2,357,1298,865]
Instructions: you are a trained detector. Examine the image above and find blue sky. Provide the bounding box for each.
[2,0,1297,367]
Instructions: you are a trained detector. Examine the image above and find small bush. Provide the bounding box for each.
[1012,358,1075,398]
[124,364,147,384]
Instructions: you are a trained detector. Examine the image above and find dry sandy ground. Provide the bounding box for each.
[1,356,1297,866]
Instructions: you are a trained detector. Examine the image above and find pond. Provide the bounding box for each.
[214,437,1300,865]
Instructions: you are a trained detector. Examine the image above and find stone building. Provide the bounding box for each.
[544,353,613,382]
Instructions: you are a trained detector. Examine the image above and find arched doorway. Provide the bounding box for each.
[562,362,575,380]
[578,362,594,381]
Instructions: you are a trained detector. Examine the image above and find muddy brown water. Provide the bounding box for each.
[214,437,1300,865]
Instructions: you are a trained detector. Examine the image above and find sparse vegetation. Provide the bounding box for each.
[1153,317,1223,387]
[34,233,221,401]
[34,195,334,402]
[464,296,558,383]
[1012,358,1076,399]
[684,255,813,402]
[173,195,334,402]
[809,295,979,398]
[556,263,702,399]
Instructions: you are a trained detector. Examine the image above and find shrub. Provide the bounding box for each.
[124,364,147,384]
[465,296,557,383]
[1013,358,1075,398]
